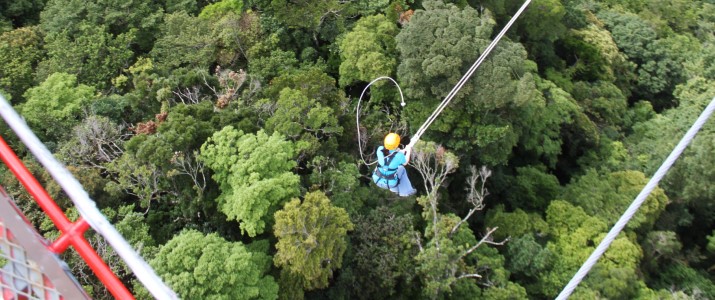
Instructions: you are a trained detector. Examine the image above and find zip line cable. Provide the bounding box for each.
[0,95,178,300]
[407,0,532,148]
[556,96,715,300]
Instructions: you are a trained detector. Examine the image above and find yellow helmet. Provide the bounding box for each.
[384,133,400,150]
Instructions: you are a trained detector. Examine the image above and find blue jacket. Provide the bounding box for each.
[372,146,406,187]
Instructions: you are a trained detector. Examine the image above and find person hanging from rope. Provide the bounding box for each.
[372,133,417,197]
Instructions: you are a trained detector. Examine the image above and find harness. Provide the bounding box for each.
[374,151,400,188]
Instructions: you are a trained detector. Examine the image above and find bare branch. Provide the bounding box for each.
[413,232,424,252]
[172,86,202,104]
[205,67,247,109]
[457,273,482,280]
[410,142,462,250]
[169,150,208,200]
[202,71,220,96]
[449,166,491,237]
[410,143,458,196]
[62,115,127,168]
[460,227,508,259]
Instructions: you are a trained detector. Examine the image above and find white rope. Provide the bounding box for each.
[556,96,715,300]
[0,95,178,300]
[356,76,406,165]
[407,0,532,148]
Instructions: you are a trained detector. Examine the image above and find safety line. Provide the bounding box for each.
[408,0,532,148]
[356,76,406,165]
[556,96,715,299]
[0,94,178,300]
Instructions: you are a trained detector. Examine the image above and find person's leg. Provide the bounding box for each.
[374,175,399,194]
[396,166,417,197]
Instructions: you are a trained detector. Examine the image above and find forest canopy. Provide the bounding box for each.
[1,0,714,299]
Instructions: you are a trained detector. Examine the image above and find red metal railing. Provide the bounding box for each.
[0,135,134,299]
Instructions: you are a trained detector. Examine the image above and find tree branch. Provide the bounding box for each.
[459,227,508,259]
[450,207,478,238]
[456,273,482,280]
[450,166,490,237]
[413,232,424,252]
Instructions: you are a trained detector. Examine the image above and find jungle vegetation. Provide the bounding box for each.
[1,0,714,299]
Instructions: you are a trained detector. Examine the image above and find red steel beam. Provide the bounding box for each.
[0,137,72,233]
[49,218,90,254]
[0,135,135,299]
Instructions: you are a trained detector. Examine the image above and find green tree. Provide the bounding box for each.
[145,229,278,300]
[0,26,44,101]
[273,191,354,290]
[561,169,669,232]
[653,263,715,298]
[338,14,398,87]
[627,77,715,233]
[211,10,263,67]
[395,1,546,165]
[628,76,715,175]
[350,206,417,298]
[0,0,45,27]
[199,0,243,19]
[40,0,161,49]
[37,22,135,89]
[104,102,217,214]
[641,231,682,271]
[505,235,554,287]
[512,0,567,67]
[257,65,346,159]
[150,11,216,71]
[597,9,687,107]
[539,200,644,298]
[571,80,629,130]
[481,282,529,300]
[111,204,157,256]
[0,18,9,33]
[584,266,640,299]
[199,127,300,237]
[640,0,701,33]
[504,166,561,211]
[104,151,167,211]
[670,135,715,218]
[162,0,198,14]
[246,33,299,81]
[267,0,346,31]
[264,87,342,158]
[516,77,597,167]
[519,0,566,44]
[262,65,347,112]
[485,206,548,241]
[107,57,162,121]
[560,20,632,85]
[21,72,95,144]
[306,156,366,215]
[696,43,715,80]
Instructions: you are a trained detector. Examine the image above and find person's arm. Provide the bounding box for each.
[376,146,385,165]
[403,145,412,165]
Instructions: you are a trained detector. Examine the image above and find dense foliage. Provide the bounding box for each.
[1,0,714,298]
